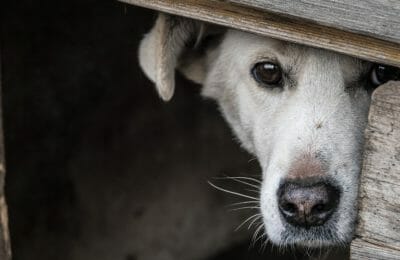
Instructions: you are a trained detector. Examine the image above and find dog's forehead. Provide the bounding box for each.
[222,30,298,63]
[223,30,368,75]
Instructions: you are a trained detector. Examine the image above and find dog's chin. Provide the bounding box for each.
[267,220,353,248]
[280,225,344,248]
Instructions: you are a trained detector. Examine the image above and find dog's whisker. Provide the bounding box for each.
[252,223,263,241]
[208,181,259,200]
[222,176,262,184]
[225,201,259,210]
[235,213,262,231]
[248,215,262,229]
[245,188,260,193]
[216,175,261,183]
[260,236,269,252]
[252,224,266,247]
[247,157,258,163]
[228,201,260,207]
[214,176,261,189]
[229,206,260,212]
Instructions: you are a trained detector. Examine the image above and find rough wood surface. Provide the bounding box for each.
[0,52,11,260]
[119,0,400,68]
[351,239,400,260]
[350,81,400,259]
[229,0,400,44]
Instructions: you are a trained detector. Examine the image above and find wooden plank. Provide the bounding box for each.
[119,0,400,68]
[0,51,11,260]
[351,239,400,260]
[229,0,400,44]
[350,81,400,259]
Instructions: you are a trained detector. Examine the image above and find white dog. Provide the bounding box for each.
[138,14,399,248]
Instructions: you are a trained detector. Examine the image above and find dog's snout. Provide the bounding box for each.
[277,181,340,228]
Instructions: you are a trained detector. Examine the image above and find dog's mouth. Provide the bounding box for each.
[279,219,342,247]
[261,198,347,248]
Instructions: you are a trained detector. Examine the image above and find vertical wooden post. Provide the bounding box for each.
[0,51,12,260]
[350,81,400,259]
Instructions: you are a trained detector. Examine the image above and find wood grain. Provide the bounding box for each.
[0,52,11,260]
[229,0,400,44]
[119,0,400,67]
[351,239,400,260]
[350,81,400,259]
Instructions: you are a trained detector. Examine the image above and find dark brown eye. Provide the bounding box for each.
[252,62,282,87]
[370,64,399,87]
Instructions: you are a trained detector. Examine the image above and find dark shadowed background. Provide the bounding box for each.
[0,1,347,259]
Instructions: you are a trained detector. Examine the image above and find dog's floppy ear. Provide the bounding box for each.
[139,13,223,101]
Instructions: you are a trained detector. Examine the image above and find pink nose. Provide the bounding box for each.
[286,153,327,180]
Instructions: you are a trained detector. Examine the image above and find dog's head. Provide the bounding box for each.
[139,14,399,247]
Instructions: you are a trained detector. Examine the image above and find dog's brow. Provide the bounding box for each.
[253,41,291,59]
[271,40,291,55]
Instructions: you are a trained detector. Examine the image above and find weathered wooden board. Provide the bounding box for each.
[351,239,400,260]
[229,0,400,44]
[119,0,400,68]
[0,52,11,260]
[350,81,400,259]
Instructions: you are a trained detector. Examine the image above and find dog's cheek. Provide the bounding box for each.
[200,80,223,100]
[260,166,287,244]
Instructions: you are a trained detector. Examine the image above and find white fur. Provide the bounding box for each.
[139,17,373,247]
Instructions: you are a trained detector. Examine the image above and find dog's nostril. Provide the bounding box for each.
[282,202,297,214]
[312,203,326,213]
[277,181,340,228]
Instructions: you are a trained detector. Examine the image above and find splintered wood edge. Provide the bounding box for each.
[0,195,11,260]
[119,0,400,67]
[0,50,11,260]
[0,163,8,254]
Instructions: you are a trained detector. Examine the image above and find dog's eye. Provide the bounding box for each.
[370,64,399,87]
[252,62,282,86]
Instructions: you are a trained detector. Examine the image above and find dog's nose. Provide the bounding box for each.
[277,181,340,228]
